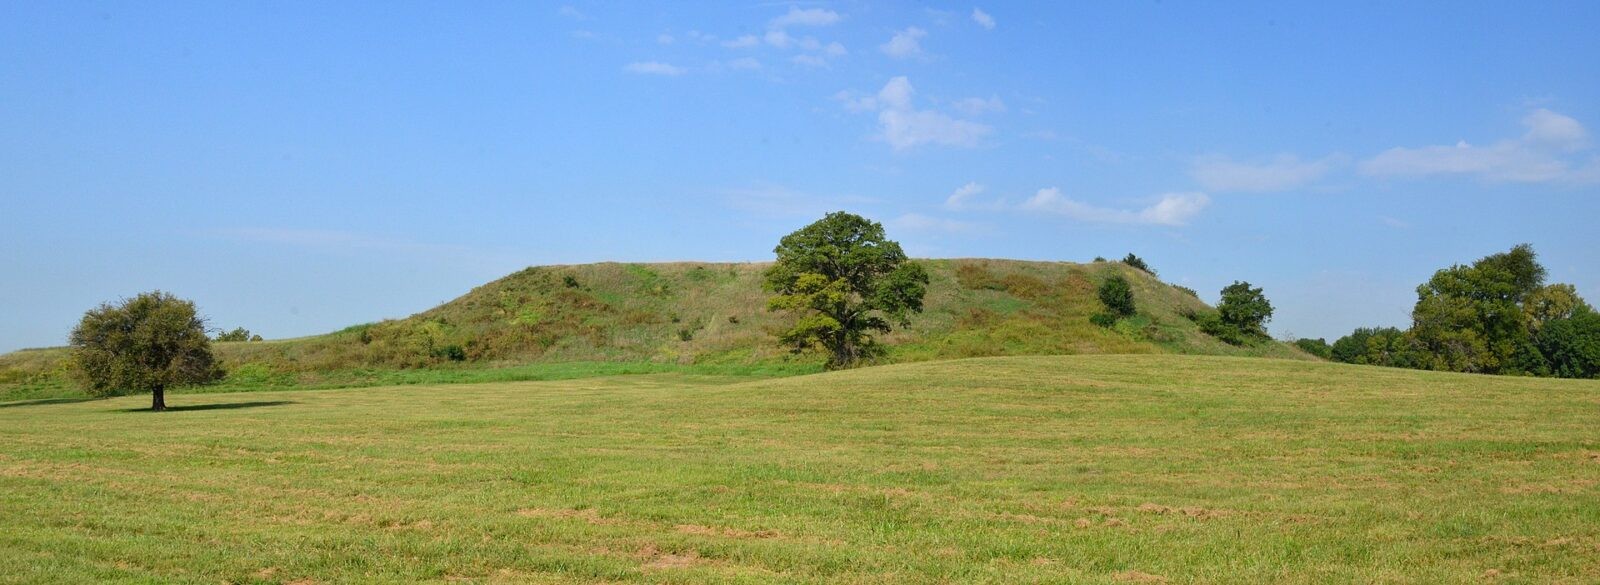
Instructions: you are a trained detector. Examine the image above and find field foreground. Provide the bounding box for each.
[2,355,1598,583]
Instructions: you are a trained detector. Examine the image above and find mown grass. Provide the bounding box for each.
[0,361,820,402]
[2,355,1596,583]
[0,259,1311,401]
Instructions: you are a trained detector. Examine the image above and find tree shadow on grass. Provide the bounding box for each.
[115,400,295,413]
[0,397,104,409]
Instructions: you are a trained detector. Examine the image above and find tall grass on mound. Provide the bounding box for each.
[2,259,1313,401]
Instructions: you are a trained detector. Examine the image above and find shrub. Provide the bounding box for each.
[1089,313,1118,328]
[432,344,467,362]
[215,327,255,342]
[1191,311,1247,346]
[1097,275,1136,317]
[562,275,581,288]
[1092,256,1106,263]
[677,328,695,342]
[1122,253,1154,275]
[1174,285,1199,298]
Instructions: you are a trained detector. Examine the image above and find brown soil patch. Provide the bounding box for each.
[515,507,622,526]
[1114,570,1169,583]
[637,545,699,570]
[1135,503,1230,520]
[674,524,781,539]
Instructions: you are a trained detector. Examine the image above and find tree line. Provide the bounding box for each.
[1294,245,1598,379]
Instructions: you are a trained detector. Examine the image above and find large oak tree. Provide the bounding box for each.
[70,291,224,411]
[764,212,929,369]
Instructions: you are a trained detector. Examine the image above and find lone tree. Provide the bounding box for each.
[69,291,224,411]
[764,212,929,369]
[1217,280,1273,338]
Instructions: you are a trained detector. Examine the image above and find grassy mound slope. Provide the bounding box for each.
[1,259,1307,400]
[1,355,1596,583]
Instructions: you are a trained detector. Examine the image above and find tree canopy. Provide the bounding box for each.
[1218,281,1273,338]
[1332,244,1598,378]
[70,291,223,411]
[764,212,929,369]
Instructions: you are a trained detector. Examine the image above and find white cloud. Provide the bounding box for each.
[842,77,993,150]
[727,57,761,70]
[950,95,1006,116]
[1191,153,1345,192]
[791,54,827,68]
[880,27,927,59]
[879,109,990,150]
[972,8,996,30]
[770,7,841,28]
[764,29,792,48]
[656,33,674,45]
[891,213,982,234]
[1522,108,1588,151]
[1022,188,1210,226]
[945,182,985,209]
[624,61,686,76]
[876,76,914,109]
[722,34,759,48]
[557,5,586,20]
[823,42,847,57]
[1360,109,1599,184]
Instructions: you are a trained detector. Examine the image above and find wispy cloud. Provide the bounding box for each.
[890,213,983,234]
[1022,188,1210,226]
[722,34,759,48]
[557,5,586,20]
[945,182,985,209]
[721,185,877,218]
[950,95,1006,116]
[972,8,996,30]
[1360,109,1599,184]
[769,7,841,28]
[841,77,993,150]
[624,61,686,76]
[880,27,927,59]
[1191,153,1346,192]
[1379,216,1410,229]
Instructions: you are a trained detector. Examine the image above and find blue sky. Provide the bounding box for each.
[3,1,1599,352]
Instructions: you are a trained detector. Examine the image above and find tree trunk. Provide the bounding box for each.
[151,386,166,412]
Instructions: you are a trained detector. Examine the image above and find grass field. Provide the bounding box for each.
[3,355,1597,583]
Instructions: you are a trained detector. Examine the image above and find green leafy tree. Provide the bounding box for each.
[1121,253,1154,275]
[69,291,224,411]
[1217,281,1273,338]
[1293,337,1333,359]
[1536,306,1600,379]
[1410,244,1545,374]
[1097,275,1136,317]
[1331,327,1378,363]
[764,212,930,369]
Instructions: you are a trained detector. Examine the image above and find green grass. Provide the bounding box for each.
[0,259,1313,401]
[2,355,1596,583]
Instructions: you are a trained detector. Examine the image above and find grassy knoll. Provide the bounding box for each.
[2,355,1596,583]
[0,259,1310,401]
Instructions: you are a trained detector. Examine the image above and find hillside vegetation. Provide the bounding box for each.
[1,259,1307,400]
[2,355,1596,583]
